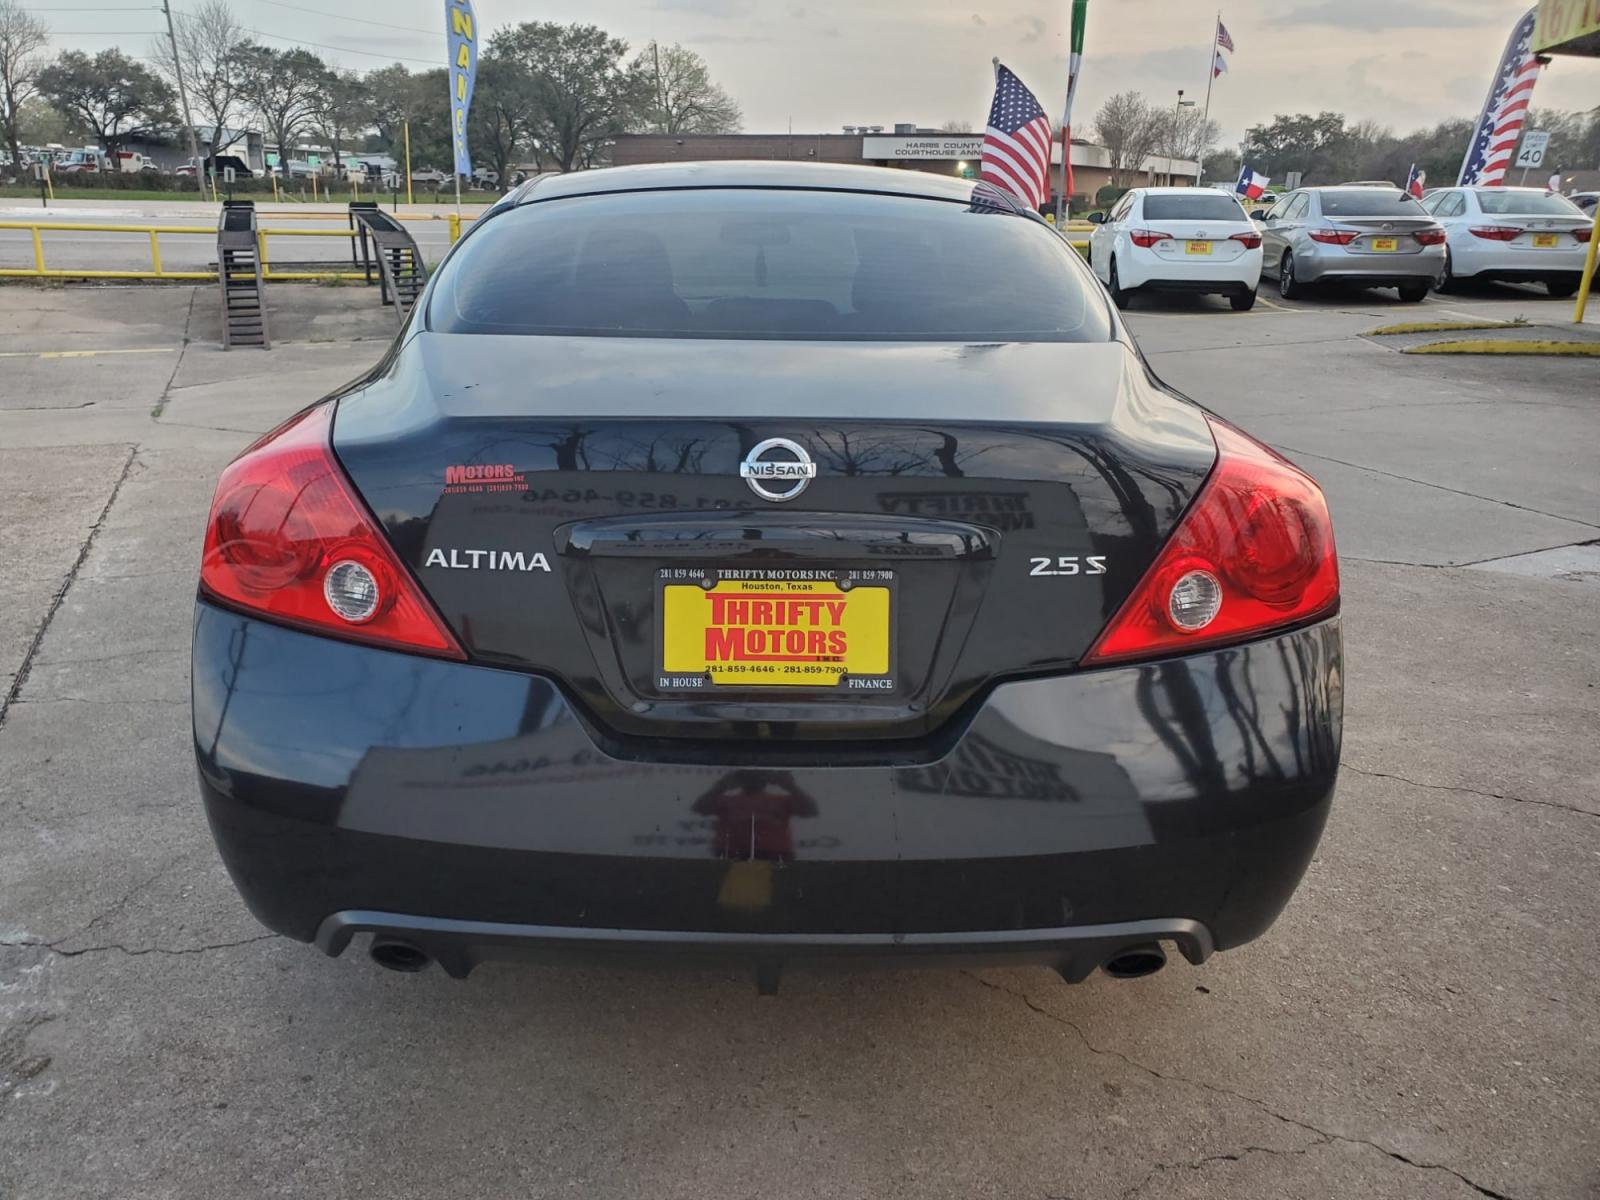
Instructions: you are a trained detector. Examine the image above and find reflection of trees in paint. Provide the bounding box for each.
[899,731,1084,803]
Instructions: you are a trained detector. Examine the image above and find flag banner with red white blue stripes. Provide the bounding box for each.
[1217,20,1235,53]
[981,63,1053,210]
[1457,7,1541,187]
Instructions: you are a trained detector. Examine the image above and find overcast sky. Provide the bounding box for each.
[35,0,1600,148]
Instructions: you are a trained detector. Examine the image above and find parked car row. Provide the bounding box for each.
[1086,183,1593,309]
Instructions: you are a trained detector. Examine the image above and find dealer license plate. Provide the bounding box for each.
[657,569,893,690]
[1185,240,1213,255]
[1370,238,1399,252]
[1533,233,1559,248]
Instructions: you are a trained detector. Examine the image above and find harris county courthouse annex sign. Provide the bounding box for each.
[861,136,986,160]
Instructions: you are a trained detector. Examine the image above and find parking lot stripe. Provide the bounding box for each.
[0,347,176,359]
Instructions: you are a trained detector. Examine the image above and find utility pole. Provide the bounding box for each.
[161,0,204,173]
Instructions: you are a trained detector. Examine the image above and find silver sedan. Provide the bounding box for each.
[1420,186,1593,297]
[1251,187,1447,302]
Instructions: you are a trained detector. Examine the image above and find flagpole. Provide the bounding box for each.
[1198,10,1219,184]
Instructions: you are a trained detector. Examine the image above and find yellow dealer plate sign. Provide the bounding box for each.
[659,574,892,688]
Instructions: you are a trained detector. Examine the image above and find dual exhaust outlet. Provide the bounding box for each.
[368,937,1171,983]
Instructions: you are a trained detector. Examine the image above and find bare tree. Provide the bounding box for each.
[1093,91,1163,188]
[940,119,973,134]
[1157,108,1219,166]
[235,43,325,174]
[150,0,246,153]
[0,0,48,173]
[310,69,368,170]
[637,40,740,135]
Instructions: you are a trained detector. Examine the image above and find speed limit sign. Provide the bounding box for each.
[1515,131,1551,169]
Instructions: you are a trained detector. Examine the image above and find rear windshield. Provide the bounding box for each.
[1320,190,1428,217]
[1475,190,1585,216]
[1142,193,1249,222]
[428,188,1111,342]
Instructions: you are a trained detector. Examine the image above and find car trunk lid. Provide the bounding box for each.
[332,333,1216,743]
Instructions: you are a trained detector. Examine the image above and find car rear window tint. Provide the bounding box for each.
[428,188,1112,342]
[1319,190,1428,217]
[1475,190,1585,216]
[1142,194,1249,222]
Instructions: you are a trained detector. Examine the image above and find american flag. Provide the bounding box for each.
[1457,8,1542,187]
[1217,20,1235,53]
[982,63,1052,210]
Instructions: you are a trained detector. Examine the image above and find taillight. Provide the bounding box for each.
[199,403,464,659]
[1413,227,1447,246]
[1129,229,1174,248]
[1574,227,1592,243]
[1229,231,1263,249]
[1468,226,1520,241]
[1082,418,1339,667]
[1308,228,1358,245]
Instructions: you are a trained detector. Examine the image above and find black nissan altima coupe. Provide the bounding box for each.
[193,163,1342,990]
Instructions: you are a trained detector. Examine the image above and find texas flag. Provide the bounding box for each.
[1406,163,1426,198]
[1236,165,1270,201]
[1213,51,1229,78]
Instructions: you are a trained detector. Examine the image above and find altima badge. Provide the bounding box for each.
[740,438,816,502]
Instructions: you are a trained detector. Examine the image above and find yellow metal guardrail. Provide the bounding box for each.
[0,215,464,281]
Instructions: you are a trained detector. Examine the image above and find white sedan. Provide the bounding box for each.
[1087,187,1264,311]
[1420,186,1593,297]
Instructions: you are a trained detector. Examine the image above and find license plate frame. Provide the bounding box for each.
[654,566,897,693]
[1185,240,1213,256]
[1369,237,1399,253]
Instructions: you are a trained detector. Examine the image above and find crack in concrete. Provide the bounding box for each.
[149,288,197,420]
[1269,444,1600,532]
[1118,1138,1330,1199]
[963,971,1516,1200]
[0,444,139,732]
[1340,763,1597,820]
[42,852,197,951]
[0,933,280,961]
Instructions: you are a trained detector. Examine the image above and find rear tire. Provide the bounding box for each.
[1230,288,1258,312]
[1278,252,1304,300]
[1108,258,1132,309]
[1546,279,1579,298]
[1397,280,1431,303]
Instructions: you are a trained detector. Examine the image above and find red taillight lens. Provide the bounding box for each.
[1129,229,1174,248]
[1413,227,1447,246]
[1229,231,1263,249]
[1573,227,1591,243]
[1468,226,1520,241]
[199,403,464,659]
[1307,228,1359,245]
[1082,418,1339,667]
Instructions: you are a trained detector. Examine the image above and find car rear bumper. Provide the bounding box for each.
[1121,249,1261,291]
[193,602,1343,976]
[1452,244,1589,278]
[1299,247,1445,284]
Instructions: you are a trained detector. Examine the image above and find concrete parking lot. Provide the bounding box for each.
[0,275,1596,1199]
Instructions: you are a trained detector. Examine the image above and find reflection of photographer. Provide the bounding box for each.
[693,770,818,862]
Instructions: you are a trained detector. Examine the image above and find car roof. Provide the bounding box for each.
[1132,186,1234,197]
[517,160,985,206]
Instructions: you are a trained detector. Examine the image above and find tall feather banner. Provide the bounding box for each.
[1057,0,1088,222]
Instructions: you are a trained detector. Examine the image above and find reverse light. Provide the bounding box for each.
[1308,228,1359,245]
[1228,231,1263,249]
[1469,226,1521,241]
[1413,227,1447,246]
[1129,229,1174,248]
[1082,418,1339,667]
[199,403,464,658]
